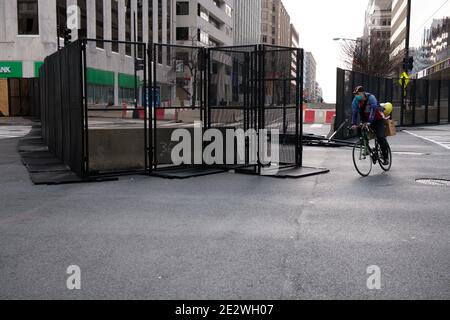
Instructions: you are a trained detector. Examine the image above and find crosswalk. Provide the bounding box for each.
[0,126,31,140]
[404,125,450,150]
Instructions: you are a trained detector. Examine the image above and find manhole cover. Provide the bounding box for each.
[416,179,450,187]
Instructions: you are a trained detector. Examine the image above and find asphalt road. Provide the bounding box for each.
[0,124,449,300]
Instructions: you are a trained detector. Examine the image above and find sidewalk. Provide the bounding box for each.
[0,117,35,126]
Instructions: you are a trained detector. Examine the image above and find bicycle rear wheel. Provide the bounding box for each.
[379,143,392,172]
[353,141,372,177]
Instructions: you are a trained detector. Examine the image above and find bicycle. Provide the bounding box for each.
[351,123,392,177]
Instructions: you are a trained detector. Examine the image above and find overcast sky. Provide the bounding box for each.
[283,0,450,103]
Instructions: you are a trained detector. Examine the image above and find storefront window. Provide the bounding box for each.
[88,85,114,106]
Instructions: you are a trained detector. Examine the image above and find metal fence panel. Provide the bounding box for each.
[152,44,205,169]
[83,39,147,176]
[208,45,258,169]
[441,80,449,123]
[39,40,84,178]
[262,45,302,167]
[335,68,449,137]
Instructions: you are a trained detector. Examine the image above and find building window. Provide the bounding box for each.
[176,2,189,15]
[198,29,208,44]
[148,1,153,45]
[125,0,131,56]
[56,0,67,39]
[167,0,171,62]
[198,4,209,21]
[158,0,162,63]
[225,4,232,17]
[79,0,87,39]
[88,85,115,105]
[96,0,104,48]
[17,0,39,35]
[138,0,143,58]
[119,87,135,104]
[111,0,119,52]
[176,27,189,41]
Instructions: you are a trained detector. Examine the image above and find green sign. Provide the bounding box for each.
[87,68,115,86]
[119,73,140,89]
[0,61,23,78]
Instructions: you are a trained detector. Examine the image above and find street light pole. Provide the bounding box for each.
[401,0,412,126]
[405,0,412,66]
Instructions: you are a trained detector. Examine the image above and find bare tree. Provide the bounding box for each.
[339,38,403,78]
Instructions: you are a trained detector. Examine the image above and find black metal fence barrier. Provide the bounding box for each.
[262,45,303,169]
[40,41,84,178]
[82,39,148,177]
[336,68,450,139]
[151,44,303,176]
[39,40,305,180]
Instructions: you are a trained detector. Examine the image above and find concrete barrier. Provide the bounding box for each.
[303,109,336,124]
[177,109,336,125]
[177,109,243,124]
[89,128,146,173]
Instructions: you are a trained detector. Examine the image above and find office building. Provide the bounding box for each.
[390,0,408,60]
[303,51,316,103]
[0,0,176,108]
[260,0,291,46]
[363,0,392,50]
[290,23,299,48]
[233,0,261,45]
[175,0,233,47]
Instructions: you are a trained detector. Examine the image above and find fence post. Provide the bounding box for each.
[425,79,429,124]
[412,79,416,126]
[297,48,303,167]
[401,77,405,127]
[81,39,89,179]
[437,79,441,124]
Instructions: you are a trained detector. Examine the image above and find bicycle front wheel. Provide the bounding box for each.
[353,141,372,177]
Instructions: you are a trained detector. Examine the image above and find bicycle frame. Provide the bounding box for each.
[358,126,381,164]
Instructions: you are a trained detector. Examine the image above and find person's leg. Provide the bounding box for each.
[373,120,389,160]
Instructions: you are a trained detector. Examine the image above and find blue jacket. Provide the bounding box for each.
[352,93,382,125]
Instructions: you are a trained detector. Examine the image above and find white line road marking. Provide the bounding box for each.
[0,126,31,140]
[310,124,323,129]
[404,130,450,150]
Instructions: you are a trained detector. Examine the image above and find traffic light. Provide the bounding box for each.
[63,28,72,46]
[403,56,414,72]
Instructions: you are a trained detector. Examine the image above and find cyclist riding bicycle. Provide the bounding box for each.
[351,86,390,166]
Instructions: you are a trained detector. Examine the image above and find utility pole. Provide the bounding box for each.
[57,8,61,50]
[401,0,412,126]
[405,0,412,63]
[133,11,139,120]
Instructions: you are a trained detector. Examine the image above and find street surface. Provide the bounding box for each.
[0,121,449,299]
